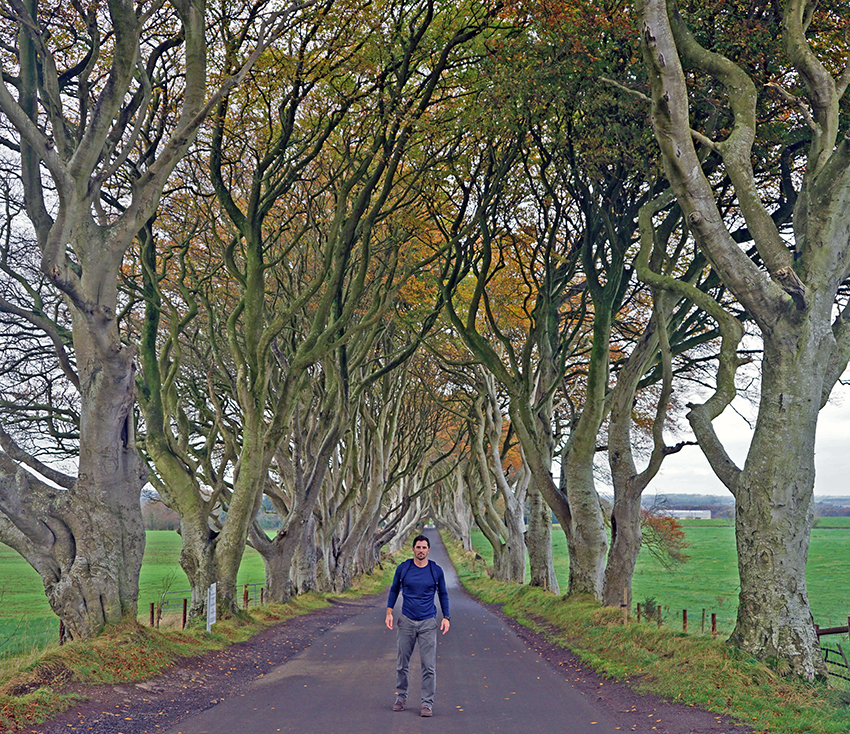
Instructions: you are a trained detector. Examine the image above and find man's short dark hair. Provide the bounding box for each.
[412,534,430,548]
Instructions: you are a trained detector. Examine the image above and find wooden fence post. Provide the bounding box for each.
[622,587,629,625]
[150,602,155,627]
[683,609,687,633]
[243,585,249,609]
[636,603,642,623]
[711,613,717,638]
[261,588,264,605]
[182,598,188,629]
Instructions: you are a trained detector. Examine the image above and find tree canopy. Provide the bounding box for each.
[1,0,848,679]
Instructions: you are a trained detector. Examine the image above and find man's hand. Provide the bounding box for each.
[440,618,450,635]
[386,608,394,630]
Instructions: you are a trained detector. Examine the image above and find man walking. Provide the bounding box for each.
[385,534,450,717]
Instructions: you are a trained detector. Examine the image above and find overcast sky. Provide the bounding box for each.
[643,386,850,498]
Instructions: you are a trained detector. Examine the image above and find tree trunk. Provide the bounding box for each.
[214,431,267,612]
[65,330,147,635]
[449,465,474,552]
[602,304,675,609]
[0,328,147,640]
[563,478,607,598]
[143,435,218,621]
[502,495,527,583]
[290,515,318,596]
[256,534,296,604]
[176,517,217,621]
[726,322,828,678]
[601,490,642,607]
[526,482,559,592]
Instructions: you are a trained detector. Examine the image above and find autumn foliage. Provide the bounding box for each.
[639,508,690,569]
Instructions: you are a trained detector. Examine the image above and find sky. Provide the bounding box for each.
[643,386,850,498]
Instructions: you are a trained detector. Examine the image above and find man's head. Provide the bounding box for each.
[412,534,430,563]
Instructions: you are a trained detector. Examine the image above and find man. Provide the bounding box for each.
[385,534,450,718]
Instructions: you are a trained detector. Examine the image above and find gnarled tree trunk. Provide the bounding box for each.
[637,0,850,676]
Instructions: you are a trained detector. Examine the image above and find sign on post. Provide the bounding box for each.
[206,583,217,632]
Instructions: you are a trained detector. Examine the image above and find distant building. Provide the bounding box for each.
[667,510,712,519]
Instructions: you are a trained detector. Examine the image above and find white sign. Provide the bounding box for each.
[207,583,217,632]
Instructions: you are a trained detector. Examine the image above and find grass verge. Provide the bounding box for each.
[445,537,850,734]
[0,553,400,732]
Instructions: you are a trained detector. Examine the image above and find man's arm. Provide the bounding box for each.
[385,561,405,630]
[437,566,450,634]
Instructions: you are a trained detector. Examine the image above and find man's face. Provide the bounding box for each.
[413,541,430,562]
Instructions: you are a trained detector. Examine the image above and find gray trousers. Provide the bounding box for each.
[395,614,438,705]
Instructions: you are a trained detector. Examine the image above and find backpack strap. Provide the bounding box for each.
[399,558,415,587]
[399,558,438,590]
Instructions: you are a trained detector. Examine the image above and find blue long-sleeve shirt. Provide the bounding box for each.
[386,559,450,621]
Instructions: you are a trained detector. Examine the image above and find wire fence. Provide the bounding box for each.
[816,619,850,688]
[150,583,266,628]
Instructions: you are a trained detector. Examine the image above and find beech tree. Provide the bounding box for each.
[0,0,287,638]
[637,0,850,676]
[466,369,527,583]
[129,0,496,612]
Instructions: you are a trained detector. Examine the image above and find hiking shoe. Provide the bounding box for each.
[420,704,433,717]
[392,697,405,712]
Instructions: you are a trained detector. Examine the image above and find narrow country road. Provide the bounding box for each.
[35,528,749,734]
[161,531,646,734]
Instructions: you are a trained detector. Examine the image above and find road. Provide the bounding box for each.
[164,530,624,734]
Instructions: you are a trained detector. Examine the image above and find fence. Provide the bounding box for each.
[633,603,720,637]
[815,619,850,684]
[149,583,266,628]
[630,602,850,684]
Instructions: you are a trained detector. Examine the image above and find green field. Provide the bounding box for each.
[0,531,266,659]
[3,520,848,659]
[472,517,850,636]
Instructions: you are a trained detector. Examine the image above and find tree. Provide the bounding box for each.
[466,368,527,582]
[636,0,850,676]
[0,0,307,637]
[0,0,280,638]
[129,0,497,613]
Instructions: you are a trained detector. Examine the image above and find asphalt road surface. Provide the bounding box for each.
[164,529,626,734]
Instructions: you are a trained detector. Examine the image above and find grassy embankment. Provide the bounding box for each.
[0,533,401,731]
[488,517,850,636]
[451,517,850,734]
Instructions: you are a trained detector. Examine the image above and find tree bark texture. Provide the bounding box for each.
[727,315,830,675]
[526,481,559,592]
[0,336,146,638]
[290,515,319,596]
[561,308,612,599]
[601,490,642,608]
